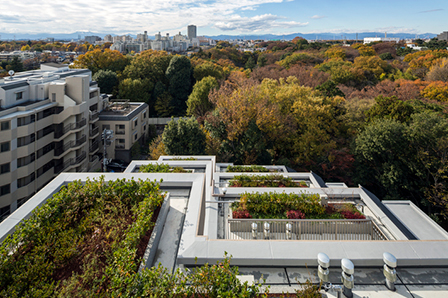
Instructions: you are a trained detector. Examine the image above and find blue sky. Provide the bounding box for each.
[0,0,446,36]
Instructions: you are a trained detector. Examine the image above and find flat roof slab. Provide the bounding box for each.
[384,201,448,240]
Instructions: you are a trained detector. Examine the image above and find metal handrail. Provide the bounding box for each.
[90,126,99,137]
[227,218,388,241]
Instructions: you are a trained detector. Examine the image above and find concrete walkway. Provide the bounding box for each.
[151,188,190,272]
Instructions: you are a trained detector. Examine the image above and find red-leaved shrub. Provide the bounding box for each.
[233,210,252,219]
[341,211,365,219]
[286,210,306,219]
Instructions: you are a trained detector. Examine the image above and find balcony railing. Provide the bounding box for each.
[226,219,388,241]
[89,141,99,152]
[54,135,86,157]
[89,111,99,121]
[54,118,87,138]
[54,151,87,174]
[115,130,125,135]
[115,144,125,149]
[90,126,99,137]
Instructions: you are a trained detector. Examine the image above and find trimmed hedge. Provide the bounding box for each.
[139,163,190,173]
[229,174,307,187]
[226,165,270,173]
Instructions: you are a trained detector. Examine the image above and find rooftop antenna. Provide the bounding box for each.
[8,70,14,80]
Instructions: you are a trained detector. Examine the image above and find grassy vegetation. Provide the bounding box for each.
[231,192,365,220]
[228,174,307,187]
[226,165,270,173]
[139,163,191,173]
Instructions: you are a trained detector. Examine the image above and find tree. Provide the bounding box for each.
[187,76,218,118]
[426,58,448,82]
[379,52,394,60]
[357,45,376,57]
[162,117,206,155]
[244,56,256,70]
[7,57,24,72]
[257,55,267,68]
[316,80,345,98]
[118,78,152,103]
[21,45,30,51]
[166,55,194,115]
[193,61,224,81]
[71,49,129,74]
[365,96,415,123]
[93,70,118,94]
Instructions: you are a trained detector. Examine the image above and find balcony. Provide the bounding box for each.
[54,118,87,139]
[115,130,125,135]
[115,144,125,149]
[54,151,87,174]
[89,140,99,153]
[89,111,99,122]
[54,135,86,157]
[89,126,99,138]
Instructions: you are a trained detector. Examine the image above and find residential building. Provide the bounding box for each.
[0,63,105,220]
[0,51,37,62]
[97,101,148,163]
[85,36,102,44]
[104,34,113,42]
[188,25,197,40]
[363,37,400,44]
[438,31,448,41]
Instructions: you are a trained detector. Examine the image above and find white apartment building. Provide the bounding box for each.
[0,63,106,219]
[363,37,400,44]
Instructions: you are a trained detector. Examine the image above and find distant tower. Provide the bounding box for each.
[188,25,197,40]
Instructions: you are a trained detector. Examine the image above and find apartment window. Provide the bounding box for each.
[0,163,10,174]
[118,139,125,144]
[142,110,147,119]
[0,184,10,196]
[0,141,10,153]
[1,121,10,131]
[37,143,54,159]
[17,115,35,126]
[102,125,110,131]
[37,125,54,139]
[51,93,56,102]
[133,118,138,129]
[37,108,54,120]
[18,153,35,168]
[118,124,125,129]
[16,92,23,100]
[17,134,35,147]
[134,133,138,141]
[37,160,54,177]
[0,205,10,218]
[17,173,35,188]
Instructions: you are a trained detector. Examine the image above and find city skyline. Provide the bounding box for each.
[0,0,447,37]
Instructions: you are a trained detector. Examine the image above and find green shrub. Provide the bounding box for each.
[229,174,307,187]
[226,165,270,172]
[232,192,325,219]
[139,163,190,173]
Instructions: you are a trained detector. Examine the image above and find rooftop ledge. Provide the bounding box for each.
[1,156,448,268]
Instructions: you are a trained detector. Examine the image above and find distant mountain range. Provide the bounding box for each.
[0,31,438,41]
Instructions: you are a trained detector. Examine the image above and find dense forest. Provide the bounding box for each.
[69,38,448,225]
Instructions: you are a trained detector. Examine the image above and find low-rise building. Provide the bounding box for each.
[97,101,148,163]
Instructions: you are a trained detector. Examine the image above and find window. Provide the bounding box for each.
[17,173,35,188]
[0,205,10,219]
[102,125,110,131]
[118,124,125,129]
[133,118,138,129]
[16,92,23,100]
[0,184,10,196]
[134,133,138,141]
[37,160,54,177]
[37,143,53,159]
[142,110,147,119]
[17,134,35,147]
[18,153,35,167]
[118,139,125,144]
[0,163,10,174]
[1,121,9,131]
[1,141,10,153]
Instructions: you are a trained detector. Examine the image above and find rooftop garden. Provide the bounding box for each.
[139,163,191,173]
[231,192,366,220]
[0,177,265,297]
[228,174,307,188]
[171,157,197,160]
[226,165,270,173]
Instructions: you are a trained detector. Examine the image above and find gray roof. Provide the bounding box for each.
[99,103,148,121]
[1,81,29,90]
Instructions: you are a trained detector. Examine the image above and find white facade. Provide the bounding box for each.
[364,37,400,44]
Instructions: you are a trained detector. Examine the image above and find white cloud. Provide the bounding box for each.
[0,0,300,35]
[311,15,326,19]
[214,14,308,32]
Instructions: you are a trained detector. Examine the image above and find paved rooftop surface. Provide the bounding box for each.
[384,201,448,240]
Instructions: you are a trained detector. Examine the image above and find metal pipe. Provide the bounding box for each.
[383,252,397,291]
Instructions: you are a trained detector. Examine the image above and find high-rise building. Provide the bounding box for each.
[188,25,197,40]
[438,31,448,41]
